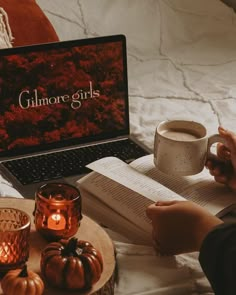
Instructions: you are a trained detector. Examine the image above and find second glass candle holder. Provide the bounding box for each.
[0,208,31,274]
[34,183,82,241]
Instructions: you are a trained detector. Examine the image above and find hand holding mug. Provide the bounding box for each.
[205,126,236,192]
[153,120,226,176]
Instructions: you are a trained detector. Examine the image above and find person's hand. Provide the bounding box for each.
[206,126,236,192]
[146,200,222,256]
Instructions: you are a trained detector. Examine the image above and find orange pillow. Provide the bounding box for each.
[0,0,59,47]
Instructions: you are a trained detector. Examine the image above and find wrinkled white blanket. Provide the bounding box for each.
[114,241,212,295]
[1,0,236,293]
[0,7,13,48]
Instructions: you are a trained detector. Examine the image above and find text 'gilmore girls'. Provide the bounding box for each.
[18,81,100,110]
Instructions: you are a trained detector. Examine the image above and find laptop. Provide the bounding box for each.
[0,35,150,198]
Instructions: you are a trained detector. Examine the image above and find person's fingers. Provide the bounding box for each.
[206,157,226,171]
[208,165,223,177]
[217,142,231,161]
[146,200,181,219]
[219,126,236,152]
[146,203,159,219]
[206,157,233,177]
[218,127,236,173]
[205,160,213,170]
[214,175,228,184]
[155,200,180,206]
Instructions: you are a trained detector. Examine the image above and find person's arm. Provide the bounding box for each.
[199,222,236,295]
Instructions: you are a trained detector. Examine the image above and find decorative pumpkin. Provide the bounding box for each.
[40,237,103,290]
[1,264,44,295]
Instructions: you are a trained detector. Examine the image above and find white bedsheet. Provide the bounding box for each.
[1,0,236,293]
[114,242,212,295]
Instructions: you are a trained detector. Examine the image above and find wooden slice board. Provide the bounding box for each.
[0,197,116,294]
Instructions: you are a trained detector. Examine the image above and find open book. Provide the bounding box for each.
[77,154,236,245]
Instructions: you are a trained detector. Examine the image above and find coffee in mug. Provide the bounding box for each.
[160,129,201,141]
[153,120,225,176]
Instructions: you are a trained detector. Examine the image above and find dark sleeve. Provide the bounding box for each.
[199,222,236,295]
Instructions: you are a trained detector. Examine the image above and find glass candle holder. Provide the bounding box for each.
[0,208,31,274]
[34,183,82,241]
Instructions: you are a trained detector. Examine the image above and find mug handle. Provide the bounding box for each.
[153,127,158,158]
[207,134,226,161]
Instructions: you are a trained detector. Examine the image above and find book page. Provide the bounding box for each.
[80,187,152,245]
[86,156,185,203]
[78,171,155,233]
[78,157,184,233]
[131,155,236,216]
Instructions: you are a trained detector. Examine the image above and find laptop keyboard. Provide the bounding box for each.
[3,139,149,185]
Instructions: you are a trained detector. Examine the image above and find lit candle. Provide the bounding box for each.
[47,211,66,230]
[0,242,11,263]
[34,183,82,240]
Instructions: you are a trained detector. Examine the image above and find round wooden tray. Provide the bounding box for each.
[0,197,116,295]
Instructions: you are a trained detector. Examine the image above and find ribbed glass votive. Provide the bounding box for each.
[34,183,82,241]
[0,208,31,273]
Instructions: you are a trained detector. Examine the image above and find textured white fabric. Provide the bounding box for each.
[114,241,213,295]
[0,7,13,48]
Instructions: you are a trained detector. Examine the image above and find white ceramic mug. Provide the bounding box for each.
[153,120,225,176]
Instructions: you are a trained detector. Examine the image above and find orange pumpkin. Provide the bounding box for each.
[1,264,44,295]
[40,237,103,290]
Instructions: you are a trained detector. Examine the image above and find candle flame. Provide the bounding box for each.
[51,213,61,225]
[47,212,66,230]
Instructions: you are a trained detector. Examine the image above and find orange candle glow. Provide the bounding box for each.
[0,242,11,263]
[34,183,82,241]
[47,211,66,230]
[0,208,30,274]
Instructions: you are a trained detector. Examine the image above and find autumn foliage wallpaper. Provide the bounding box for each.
[0,40,127,153]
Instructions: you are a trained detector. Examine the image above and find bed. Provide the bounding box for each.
[1,0,236,294]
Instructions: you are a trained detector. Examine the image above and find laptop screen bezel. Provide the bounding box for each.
[0,34,130,158]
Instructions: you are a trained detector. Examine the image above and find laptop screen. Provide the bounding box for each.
[0,35,129,157]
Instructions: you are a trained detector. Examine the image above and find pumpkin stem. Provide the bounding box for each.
[18,264,28,277]
[63,237,78,256]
